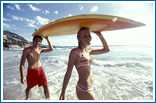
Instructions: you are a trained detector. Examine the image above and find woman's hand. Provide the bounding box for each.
[93,31,102,37]
[90,31,110,55]
[44,36,48,40]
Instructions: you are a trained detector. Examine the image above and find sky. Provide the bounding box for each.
[2,1,155,46]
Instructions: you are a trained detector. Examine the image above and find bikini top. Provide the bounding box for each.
[76,49,91,69]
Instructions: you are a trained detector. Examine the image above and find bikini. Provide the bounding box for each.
[77,54,90,68]
[75,49,93,92]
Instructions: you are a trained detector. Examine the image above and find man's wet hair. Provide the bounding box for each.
[33,35,43,42]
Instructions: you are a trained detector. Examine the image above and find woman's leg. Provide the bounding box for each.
[76,86,95,100]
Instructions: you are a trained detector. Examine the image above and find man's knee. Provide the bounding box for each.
[43,85,48,90]
[25,87,31,92]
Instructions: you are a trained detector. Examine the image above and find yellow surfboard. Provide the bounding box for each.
[33,14,145,37]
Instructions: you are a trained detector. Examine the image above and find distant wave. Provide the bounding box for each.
[92,59,152,68]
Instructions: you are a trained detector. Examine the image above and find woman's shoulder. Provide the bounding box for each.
[70,48,81,55]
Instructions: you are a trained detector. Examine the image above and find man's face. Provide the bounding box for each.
[33,37,42,46]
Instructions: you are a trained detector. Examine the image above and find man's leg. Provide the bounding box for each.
[43,85,50,99]
[25,87,31,100]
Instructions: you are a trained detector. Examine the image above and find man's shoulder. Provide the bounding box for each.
[23,46,32,52]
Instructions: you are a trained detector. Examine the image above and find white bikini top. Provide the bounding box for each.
[76,49,91,69]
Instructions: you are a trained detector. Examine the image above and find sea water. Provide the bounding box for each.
[3,45,153,100]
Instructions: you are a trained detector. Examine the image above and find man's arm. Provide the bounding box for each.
[90,31,110,55]
[41,37,53,53]
[19,49,27,84]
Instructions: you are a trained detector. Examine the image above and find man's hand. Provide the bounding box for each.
[20,77,24,84]
[59,92,65,100]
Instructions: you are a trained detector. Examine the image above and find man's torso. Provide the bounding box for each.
[25,46,42,69]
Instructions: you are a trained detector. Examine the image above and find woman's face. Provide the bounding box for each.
[78,29,91,46]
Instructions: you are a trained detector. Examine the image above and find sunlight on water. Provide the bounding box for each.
[3,45,153,100]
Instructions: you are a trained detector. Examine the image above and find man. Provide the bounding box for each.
[19,35,53,100]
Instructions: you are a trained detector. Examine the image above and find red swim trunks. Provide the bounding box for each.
[26,67,48,88]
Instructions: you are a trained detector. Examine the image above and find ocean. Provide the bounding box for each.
[3,45,153,100]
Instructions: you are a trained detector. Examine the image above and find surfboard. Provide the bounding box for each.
[33,14,145,37]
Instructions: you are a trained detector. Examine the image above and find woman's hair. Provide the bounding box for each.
[77,27,89,48]
[77,27,89,38]
[33,35,43,42]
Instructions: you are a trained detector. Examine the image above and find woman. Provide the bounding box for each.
[59,27,110,100]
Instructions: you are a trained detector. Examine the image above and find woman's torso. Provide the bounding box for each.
[74,48,93,89]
